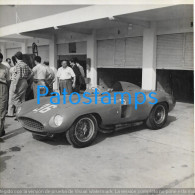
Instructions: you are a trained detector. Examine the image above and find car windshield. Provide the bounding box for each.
[112,81,140,92]
[112,82,123,91]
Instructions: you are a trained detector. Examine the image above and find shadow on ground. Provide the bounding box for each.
[2,128,26,141]
[40,115,177,147]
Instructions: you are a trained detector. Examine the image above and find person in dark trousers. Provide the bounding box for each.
[0,53,9,137]
[12,52,32,113]
[43,61,55,95]
[70,58,82,93]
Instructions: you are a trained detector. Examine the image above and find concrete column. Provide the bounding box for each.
[141,23,157,90]
[87,30,97,88]
[21,40,28,54]
[0,42,6,60]
[49,33,58,90]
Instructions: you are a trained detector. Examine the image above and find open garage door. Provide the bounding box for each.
[157,70,194,103]
[98,68,142,89]
[156,33,193,103]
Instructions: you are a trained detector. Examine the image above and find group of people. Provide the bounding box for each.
[57,59,85,95]
[0,51,85,137]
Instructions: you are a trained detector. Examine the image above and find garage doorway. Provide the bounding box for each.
[156,70,194,103]
[58,55,86,73]
[97,68,142,89]
[58,55,87,90]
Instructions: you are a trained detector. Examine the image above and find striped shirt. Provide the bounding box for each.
[13,60,31,81]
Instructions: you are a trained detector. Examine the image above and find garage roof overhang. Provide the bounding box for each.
[0,2,193,40]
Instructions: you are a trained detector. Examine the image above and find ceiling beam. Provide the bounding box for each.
[59,27,92,35]
[0,37,27,43]
[21,32,52,39]
[0,4,176,37]
[113,16,150,28]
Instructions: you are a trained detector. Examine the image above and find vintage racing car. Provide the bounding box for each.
[16,81,176,148]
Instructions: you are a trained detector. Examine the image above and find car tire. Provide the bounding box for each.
[66,114,98,148]
[146,102,168,130]
[65,130,73,145]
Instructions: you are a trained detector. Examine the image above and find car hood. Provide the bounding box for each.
[17,89,156,121]
[18,95,83,119]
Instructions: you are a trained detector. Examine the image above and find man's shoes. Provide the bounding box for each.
[0,130,5,137]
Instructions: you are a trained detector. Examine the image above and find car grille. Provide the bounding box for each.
[18,117,44,132]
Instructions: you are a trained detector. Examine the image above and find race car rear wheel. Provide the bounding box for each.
[66,114,98,148]
[146,102,168,130]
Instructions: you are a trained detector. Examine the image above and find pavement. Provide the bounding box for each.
[0,102,194,189]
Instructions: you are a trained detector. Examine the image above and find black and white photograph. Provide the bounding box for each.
[0,0,194,194]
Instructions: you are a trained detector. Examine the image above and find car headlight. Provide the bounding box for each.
[54,115,63,126]
[17,107,21,114]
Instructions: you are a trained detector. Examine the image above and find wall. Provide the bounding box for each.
[157,18,193,35]
[56,30,88,44]
[0,5,90,28]
[96,25,143,40]
[3,17,193,53]
[57,41,87,55]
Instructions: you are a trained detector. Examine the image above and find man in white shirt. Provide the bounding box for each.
[2,58,12,69]
[32,56,50,98]
[57,60,76,95]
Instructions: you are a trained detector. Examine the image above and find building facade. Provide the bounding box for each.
[0,3,193,102]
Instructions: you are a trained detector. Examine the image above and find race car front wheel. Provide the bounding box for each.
[66,114,98,148]
[146,102,168,130]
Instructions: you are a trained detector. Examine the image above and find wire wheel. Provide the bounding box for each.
[146,103,168,130]
[153,105,166,125]
[66,114,98,148]
[75,117,95,142]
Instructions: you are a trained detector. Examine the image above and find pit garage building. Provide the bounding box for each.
[0,2,193,102]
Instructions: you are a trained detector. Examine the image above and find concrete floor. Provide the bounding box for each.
[0,102,194,189]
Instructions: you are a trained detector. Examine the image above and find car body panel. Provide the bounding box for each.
[17,81,176,134]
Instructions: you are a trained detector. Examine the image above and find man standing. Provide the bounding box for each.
[57,60,76,95]
[32,56,50,98]
[70,58,82,93]
[43,61,55,95]
[12,52,32,112]
[7,62,16,117]
[75,58,85,78]
[75,59,85,90]
[0,53,9,136]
